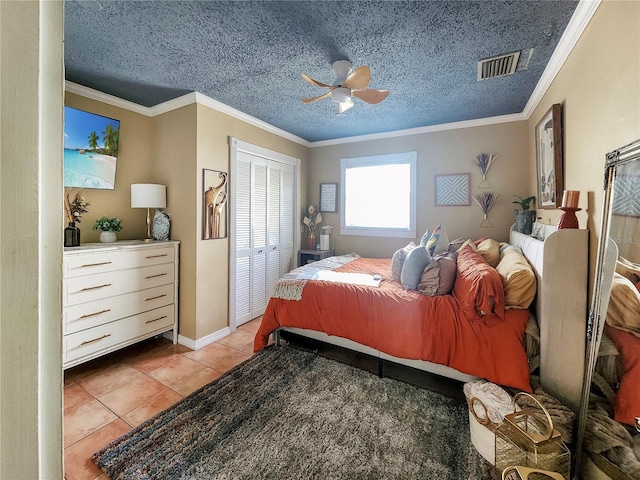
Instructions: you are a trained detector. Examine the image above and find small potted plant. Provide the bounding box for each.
[93,216,123,243]
[512,195,536,234]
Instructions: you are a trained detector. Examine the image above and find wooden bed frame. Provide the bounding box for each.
[276,225,588,406]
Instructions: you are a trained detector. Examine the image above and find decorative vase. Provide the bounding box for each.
[307,232,316,250]
[152,209,171,241]
[514,209,536,234]
[557,207,581,229]
[479,213,492,228]
[64,222,80,247]
[100,230,117,243]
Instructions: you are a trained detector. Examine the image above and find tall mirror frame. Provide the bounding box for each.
[575,139,640,479]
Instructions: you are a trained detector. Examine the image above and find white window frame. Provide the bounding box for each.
[340,151,417,238]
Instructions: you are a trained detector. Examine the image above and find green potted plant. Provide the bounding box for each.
[93,216,123,243]
[512,195,536,234]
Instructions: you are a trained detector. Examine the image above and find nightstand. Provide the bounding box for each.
[299,249,333,266]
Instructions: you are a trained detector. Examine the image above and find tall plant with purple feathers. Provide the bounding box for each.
[473,192,498,227]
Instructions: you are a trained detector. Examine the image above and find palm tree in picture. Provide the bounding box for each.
[102,123,119,156]
[88,131,99,150]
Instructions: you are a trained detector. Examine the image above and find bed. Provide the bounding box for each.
[254,225,588,404]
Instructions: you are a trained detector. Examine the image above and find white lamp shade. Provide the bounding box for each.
[131,184,167,208]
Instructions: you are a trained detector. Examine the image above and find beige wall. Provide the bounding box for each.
[528,0,640,286]
[309,122,530,258]
[1,1,64,477]
[64,93,154,242]
[150,102,309,341]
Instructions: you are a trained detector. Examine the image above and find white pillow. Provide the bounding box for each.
[391,242,415,282]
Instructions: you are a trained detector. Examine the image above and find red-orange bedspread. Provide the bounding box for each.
[254,257,531,392]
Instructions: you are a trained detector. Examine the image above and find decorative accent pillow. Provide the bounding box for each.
[605,324,640,426]
[616,256,640,285]
[448,237,466,253]
[401,245,432,290]
[605,272,640,335]
[419,228,432,246]
[495,249,537,309]
[476,238,501,268]
[453,245,505,324]
[424,224,442,255]
[417,252,457,296]
[391,242,416,282]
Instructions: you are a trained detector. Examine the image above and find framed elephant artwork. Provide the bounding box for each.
[202,169,228,240]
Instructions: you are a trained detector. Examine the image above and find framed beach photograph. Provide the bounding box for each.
[202,169,228,240]
[64,106,120,190]
[536,104,563,208]
[434,173,470,206]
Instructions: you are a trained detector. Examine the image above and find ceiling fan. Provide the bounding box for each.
[301,60,390,113]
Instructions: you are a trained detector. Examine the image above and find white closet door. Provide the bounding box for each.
[266,163,282,299]
[230,138,299,330]
[251,159,268,317]
[234,153,252,325]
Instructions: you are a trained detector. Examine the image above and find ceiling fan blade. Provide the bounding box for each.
[301,73,334,89]
[338,99,354,114]
[342,66,371,90]
[302,92,332,104]
[353,89,390,105]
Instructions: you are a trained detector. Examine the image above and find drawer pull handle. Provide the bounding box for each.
[146,254,168,259]
[80,283,112,292]
[145,315,167,324]
[145,294,167,302]
[146,273,167,279]
[80,334,111,346]
[79,309,111,319]
[80,261,113,268]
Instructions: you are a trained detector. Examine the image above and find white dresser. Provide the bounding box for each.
[63,240,179,369]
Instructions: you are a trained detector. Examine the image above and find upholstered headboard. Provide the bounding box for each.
[510,225,589,413]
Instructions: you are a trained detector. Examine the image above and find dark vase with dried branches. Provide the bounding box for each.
[64,190,90,247]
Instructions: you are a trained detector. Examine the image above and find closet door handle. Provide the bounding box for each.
[79,309,111,319]
[146,254,168,259]
[257,249,263,254]
[80,334,111,346]
[80,284,111,292]
[145,315,167,324]
[145,273,167,279]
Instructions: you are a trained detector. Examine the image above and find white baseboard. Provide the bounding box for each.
[175,327,231,351]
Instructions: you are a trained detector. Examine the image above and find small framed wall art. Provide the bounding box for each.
[434,173,470,206]
[536,103,564,208]
[320,183,338,212]
[202,169,228,240]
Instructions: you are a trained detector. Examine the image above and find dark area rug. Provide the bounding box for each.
[93,345,494,479]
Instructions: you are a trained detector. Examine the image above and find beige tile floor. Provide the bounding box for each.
[63,318,262,480]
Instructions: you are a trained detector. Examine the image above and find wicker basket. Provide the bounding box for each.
[495,392,570,479]
[468,396,500,465]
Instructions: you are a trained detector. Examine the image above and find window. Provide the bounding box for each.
[340,151,417,238]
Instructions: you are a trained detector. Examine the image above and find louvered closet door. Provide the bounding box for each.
[251,158,268,318]
[233,151,295,327]
[234,152,253,325]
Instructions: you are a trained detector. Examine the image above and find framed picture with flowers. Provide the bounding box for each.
[202,169,228,240]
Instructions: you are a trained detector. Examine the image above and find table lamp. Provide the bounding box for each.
[131,183,166,241]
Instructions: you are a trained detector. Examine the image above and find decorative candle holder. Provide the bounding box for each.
[557,207,581,229]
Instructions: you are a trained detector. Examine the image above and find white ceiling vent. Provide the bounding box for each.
[477,50,521,81]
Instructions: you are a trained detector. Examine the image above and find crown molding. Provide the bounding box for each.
[309,113,527,147]
[522,0,601,118]
[65,81,152,116]
[64,82,310,147]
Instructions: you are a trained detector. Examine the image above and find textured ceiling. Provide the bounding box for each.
[64,0,579,143]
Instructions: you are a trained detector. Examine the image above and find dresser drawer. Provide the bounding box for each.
[64,262,175,306]
[63,283,174,335]
[64,305,175,365]
[64,245,175,278]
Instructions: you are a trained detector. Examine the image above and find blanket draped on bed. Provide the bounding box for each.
[255,257,532,392]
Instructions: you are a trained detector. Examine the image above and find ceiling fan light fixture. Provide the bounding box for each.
[331,87,352,103]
